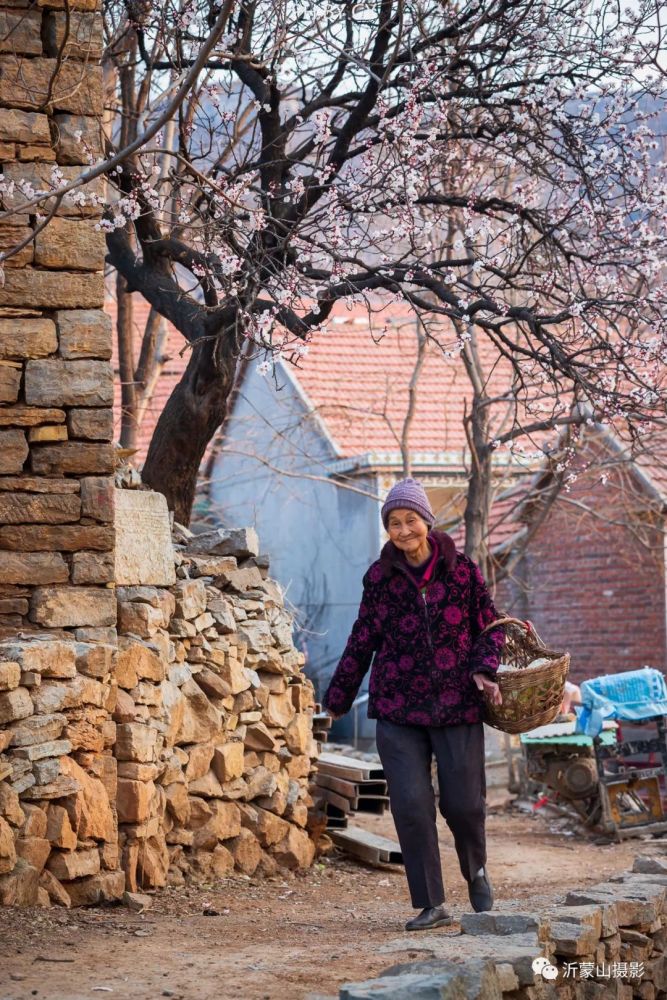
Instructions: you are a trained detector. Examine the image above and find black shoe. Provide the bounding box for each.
[468,869,494,912]
[405,905,453,931]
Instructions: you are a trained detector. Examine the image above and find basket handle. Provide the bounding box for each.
[479,616,546,647]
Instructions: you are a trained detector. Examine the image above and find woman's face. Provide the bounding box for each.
[386,508,429,556]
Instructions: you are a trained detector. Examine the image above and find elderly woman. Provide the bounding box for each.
[323,478,505,931]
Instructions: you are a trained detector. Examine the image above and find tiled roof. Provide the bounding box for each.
[448,480,531,553]
[106,293,667,506]
[280,302,518,461]
[107,294,520,467]
[612,430,667,505]
[447,424,667,557]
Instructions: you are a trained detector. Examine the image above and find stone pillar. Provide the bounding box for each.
[0,0,122,906]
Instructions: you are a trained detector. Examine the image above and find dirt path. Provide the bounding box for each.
[0,796,645,1000]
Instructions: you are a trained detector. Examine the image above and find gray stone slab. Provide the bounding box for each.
[377,931,541,986]
[13,738,71,761]
[114,489,176,586]
[633,856,667,875]
[460,912,542,936]
[340,958,502,1000]
[186,526,259,559]
[610,871,667,886]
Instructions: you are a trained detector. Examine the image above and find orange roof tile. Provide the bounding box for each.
[285,301,518,461]
[107,293,519,467]
[115,293,664,492]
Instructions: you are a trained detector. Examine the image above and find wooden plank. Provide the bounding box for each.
[317,760,366,782]
[331,827,403,865]
[320,788,353,814]
[316,773,360,799]
[318,752,385,780]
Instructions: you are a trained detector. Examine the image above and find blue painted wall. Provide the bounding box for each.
[209,361,383,741]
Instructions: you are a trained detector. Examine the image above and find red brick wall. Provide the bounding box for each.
[495,455,666,684]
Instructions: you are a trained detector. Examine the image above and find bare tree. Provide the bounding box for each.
[2,0,666,524]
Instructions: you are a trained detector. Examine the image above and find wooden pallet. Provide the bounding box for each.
[315,752,389,819]
[331,827,403,865]
[312,751,402,863]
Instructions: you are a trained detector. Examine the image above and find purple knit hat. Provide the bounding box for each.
[381,477,435,529]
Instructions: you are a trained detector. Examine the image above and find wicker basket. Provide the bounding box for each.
[479,617,570,734]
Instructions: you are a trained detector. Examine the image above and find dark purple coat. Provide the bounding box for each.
[323,531,505,727]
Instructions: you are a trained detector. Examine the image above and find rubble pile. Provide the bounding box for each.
[340,856,667,999]
[0,633,121,907]
[0,525,318,906]
[115,526,318,889]
[0,0,318,911]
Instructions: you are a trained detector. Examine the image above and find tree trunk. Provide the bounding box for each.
[463,393,493,581]
[117,272,138,450]
[141,335,234,525]
[400,318,427,477]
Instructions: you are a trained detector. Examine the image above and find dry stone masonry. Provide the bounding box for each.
[0,0,319,906]
[0,0,119,907]
[0,508,320,905]
[339,856,667,1000]
[113,522,318,890]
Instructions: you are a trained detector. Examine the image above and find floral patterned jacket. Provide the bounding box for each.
[323,531,505,727]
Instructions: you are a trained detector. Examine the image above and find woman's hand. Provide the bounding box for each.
[326,708,343,721]
[472,672,503,706]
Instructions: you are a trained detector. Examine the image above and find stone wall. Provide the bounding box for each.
[0,0,118,905]
[0,0,112,628]
[340,856,667,999]
[113,523,318,889]
[0,512,320,905]
[0,0,319,906]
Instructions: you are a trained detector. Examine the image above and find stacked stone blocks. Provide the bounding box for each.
[0,0,320,908]
[340,857,667,999]
[114,527,318,890]
[0,0,119,906]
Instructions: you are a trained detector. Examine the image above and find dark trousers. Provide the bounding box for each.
[375,719,487,909]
